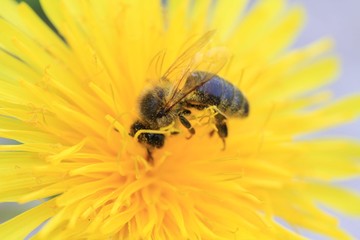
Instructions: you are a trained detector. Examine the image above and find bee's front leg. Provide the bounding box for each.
[146,148,154,164]
[178,109,195,139]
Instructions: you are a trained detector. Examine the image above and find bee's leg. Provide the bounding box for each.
[146,148,154,164]
[215,114,228,150]
[178,110,195,139]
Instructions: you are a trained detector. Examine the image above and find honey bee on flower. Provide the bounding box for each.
[0,0,359,239]
[129,31,249,161]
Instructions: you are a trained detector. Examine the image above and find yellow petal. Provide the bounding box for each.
[0,199,57,240]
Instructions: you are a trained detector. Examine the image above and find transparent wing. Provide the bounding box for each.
[161,31,215,80]
[162,32,229,111]
[145,31,215,84]
[146,49,167,82]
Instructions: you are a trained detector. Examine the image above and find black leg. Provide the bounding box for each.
[215,114,228,150]
[146,148,154,164]
[178,110,195,138]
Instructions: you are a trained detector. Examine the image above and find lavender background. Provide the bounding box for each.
[1,0,360,239]
[289,1,360,239]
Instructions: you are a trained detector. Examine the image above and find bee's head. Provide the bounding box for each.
[129,120,144,137]
[141,133,165,148]
[129,120,165,148]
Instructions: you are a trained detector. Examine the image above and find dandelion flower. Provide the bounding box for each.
[1,0,360,239]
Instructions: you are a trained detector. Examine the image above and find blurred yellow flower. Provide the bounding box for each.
[0,0,360,239]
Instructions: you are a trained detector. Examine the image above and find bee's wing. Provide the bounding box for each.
[161,31,217,90]
[163,38,229,111]
[145,31,215,85]
[146,49,167,83]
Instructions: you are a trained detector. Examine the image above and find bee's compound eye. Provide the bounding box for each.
[146,133,165,148]
[136,132,165,149]
[129,121,146,137]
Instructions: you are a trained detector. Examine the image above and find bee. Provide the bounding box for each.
[129,32,249,161]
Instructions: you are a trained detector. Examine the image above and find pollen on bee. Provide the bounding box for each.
[133,122,180,140]
[191,106,226,125]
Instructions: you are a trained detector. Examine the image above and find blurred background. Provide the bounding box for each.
[1,0,359,239]
[289,1,360,239]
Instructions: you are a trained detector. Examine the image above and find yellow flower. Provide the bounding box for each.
[0,0,360,239]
